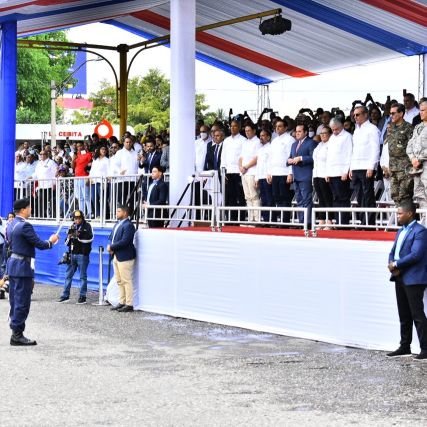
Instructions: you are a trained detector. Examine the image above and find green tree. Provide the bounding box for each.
[83,79,118,124]
[73,68,213,132]
[203,108,227,125]
[196,93,209,120]
[17,31,76,123]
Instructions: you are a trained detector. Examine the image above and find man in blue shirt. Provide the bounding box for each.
[387,200,427,360]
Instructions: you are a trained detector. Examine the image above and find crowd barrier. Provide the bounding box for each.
[133,228,425,353]
[14,174,168,226]
[14,176,425,234]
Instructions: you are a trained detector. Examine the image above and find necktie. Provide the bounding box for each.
[213,145,219,170]
[148,152,154,168]
[296,140,303,153]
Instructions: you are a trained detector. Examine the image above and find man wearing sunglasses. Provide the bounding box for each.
[349,105,380,225]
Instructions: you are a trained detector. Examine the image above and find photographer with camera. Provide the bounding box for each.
[57,210,94,304]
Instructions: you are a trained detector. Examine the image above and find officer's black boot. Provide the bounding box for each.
[10,331,37,346]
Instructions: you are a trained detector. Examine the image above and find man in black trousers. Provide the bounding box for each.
[387,200,427,360]
[143,166,168,228]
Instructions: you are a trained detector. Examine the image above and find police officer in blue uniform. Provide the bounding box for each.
[6,198,58,346]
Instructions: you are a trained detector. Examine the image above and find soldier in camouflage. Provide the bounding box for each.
[406,100,427,208]
[384,103,413,205]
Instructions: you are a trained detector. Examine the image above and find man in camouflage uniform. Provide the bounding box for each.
[406,100,427,208]
[384,103,413,204]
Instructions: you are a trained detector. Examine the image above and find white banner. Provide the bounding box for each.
[134,230,425,353]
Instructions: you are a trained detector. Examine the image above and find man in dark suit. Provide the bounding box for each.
[288,124,317,227]
[6,198,58,345]
[204,128,225,206]
[139,139,162,174]
[138,138,162,199]
[204,128,224,172]
[143,166,168,228]
[107,204,136,312]
[387,200,427,360]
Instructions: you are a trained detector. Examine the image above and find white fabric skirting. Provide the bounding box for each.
[134,229,426,352]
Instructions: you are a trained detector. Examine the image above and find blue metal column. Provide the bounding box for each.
[0,21,17,217]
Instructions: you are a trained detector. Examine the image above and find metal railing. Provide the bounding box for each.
[142,204,216,229]
[14,174,169,226]
[216,206,309,232]
[14,176,424,235]
[311,208,427,235]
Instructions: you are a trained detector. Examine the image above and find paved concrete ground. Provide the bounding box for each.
[1,285,427,426]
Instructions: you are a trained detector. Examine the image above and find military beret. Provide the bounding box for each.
[13,198,30,211]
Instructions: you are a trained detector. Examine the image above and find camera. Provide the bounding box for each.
[58,251,71,265]
[65,226,79,246]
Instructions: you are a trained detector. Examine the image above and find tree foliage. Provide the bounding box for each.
[17,31,76,123]
[73,68,213,132]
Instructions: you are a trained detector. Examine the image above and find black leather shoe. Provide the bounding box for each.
[111,303,125,311]
[413,352,427,361]
[117,305,134,312]
[386,347,411,358]
[10,333,37,346]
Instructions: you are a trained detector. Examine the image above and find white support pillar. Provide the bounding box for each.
[169,0,196,212]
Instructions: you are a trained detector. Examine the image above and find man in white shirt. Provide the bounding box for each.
[113,137,139,206]
[403,93,420,125]
[108,143,121,176]
[107,142,121,219]
[350,105,380,225]
[14,154,27,200]
[255,129,273,222]
[267,119,295,223]
[221,120,246,221]
[326,118,353,224]
[30,150,57,218]
[239,123,261,222]
[21,153,37,199]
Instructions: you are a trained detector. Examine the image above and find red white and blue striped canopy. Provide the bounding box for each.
[1,0,426,84]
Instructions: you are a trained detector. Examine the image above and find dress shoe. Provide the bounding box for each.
[117,305,134,312]
[413,352,427,361]
[386,347,412,358]
[111,303,125,311]
[10,332,37,346]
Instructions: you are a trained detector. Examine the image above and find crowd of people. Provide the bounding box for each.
[195,92,426,228]
[3,90,427,355]
[12,91,427,229]
[14,131,170,219]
